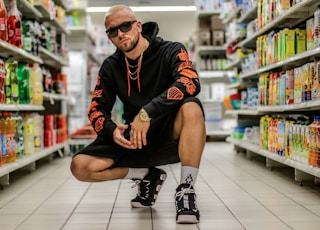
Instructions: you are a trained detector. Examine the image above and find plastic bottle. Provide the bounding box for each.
[5,61,19,104]
[23,113,34,155]
[29,63,43,105]
[22,19,32,53]
[0,58,5,103]
[7,0,22,48]
[308,116,318,166]
[7,112,16,162]
[14,112,24,160]
[16,63,31,104]
[1,112,9,164]
[0,0,7,41]
[31,112,42,152]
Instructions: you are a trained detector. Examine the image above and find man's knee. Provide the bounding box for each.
[70,154,96,182]
[180,100,204,121]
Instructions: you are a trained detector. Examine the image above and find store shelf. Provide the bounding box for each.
[34,4,70,34]
[53,0,68,10]
[226,59,241,69]
[67,26,87,36]
[199,70,234,79]
[196,10,220,18]
[225,100,320,115]
[43,92,70,103]
[0,40,43,64]
[222,7,241,24]
[227,82,241,89]
[0,141,69,186]
[0,104,45,111]
[239,0,319,48]
[226,137,320,178]
[226,34,245,47]
[258,100,320,112]
[6,0,43,19]
[39,47,68,68]
[207,130,231,137]
[241,47,320,79]
[197,45,226,54]
[237,5,257,23]
[226,109,261,116]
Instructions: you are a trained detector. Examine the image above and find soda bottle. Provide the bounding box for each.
[23,113,34,155]
[5,61,19,104]
[0,58,5,103]
[29,63,43,105]
[7,112,16,162]
[31,112,42,152]
[0,0,7,41]
[14,112,24,160]
[7,0,22,48]
[17,63,31,104]
[22,19,32,53]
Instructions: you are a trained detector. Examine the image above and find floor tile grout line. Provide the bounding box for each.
[60,182,93,230]
[214,148,320,219]
[105,180,124,230]
[0,158,69,209]
[203,152,294,229]
[13,174,77,230]
[198,173,246,230]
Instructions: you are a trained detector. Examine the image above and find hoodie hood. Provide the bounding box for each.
[142,21,159,40]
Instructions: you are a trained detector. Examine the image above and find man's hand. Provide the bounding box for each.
[130,113,150,149]
[113,124,136,149]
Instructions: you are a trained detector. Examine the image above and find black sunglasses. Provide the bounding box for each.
[105,20,137,38]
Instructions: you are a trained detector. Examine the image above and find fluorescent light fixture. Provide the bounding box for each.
[86,6,196,13]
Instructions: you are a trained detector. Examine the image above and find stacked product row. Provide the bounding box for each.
[231,114,320,169]
[0,112,67,167]
[259,60,320,106]
[0,59,67,105]
[260,115,320,168]
[241,4,320,75]
[199,56,229,71]
[0,0,67,60]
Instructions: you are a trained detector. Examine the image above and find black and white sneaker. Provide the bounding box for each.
[131,167,167,208]
[175,183,200,224]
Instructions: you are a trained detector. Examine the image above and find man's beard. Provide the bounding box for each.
[121,35,140,53]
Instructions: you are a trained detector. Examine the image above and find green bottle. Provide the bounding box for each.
[5,61,19,104]
[17,63,31,104]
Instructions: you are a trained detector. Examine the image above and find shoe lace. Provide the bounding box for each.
[176,186,195,201]
[131,179,151,200]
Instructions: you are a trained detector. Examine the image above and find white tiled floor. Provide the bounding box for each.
[1,141,320,230]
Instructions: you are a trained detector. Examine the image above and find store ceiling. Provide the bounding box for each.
[86,0,195,7]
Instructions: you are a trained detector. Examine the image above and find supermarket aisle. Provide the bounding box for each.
[1,141,320,230]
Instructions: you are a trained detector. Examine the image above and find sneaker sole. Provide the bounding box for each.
[176,215,199,224]
[131,173,167,208]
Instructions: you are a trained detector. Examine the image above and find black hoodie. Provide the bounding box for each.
[88,22,201,139]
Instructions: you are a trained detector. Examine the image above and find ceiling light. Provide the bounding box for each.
[86,6,196,13]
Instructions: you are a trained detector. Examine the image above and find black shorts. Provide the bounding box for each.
[74,97,203,168]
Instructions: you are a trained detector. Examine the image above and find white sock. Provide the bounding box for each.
[180,166,199,187]
[125,168,149,180]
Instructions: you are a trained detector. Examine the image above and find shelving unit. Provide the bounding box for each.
[0,0,71,187]
[196,9,236,137]
[226,137,320,184]
[0,141,69,188]
[224,0,320,183]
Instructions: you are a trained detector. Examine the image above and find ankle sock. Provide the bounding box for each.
[180,166,199,187]
[125,168,149,180]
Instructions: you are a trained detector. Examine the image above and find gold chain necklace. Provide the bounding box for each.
[125,38,147,81]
